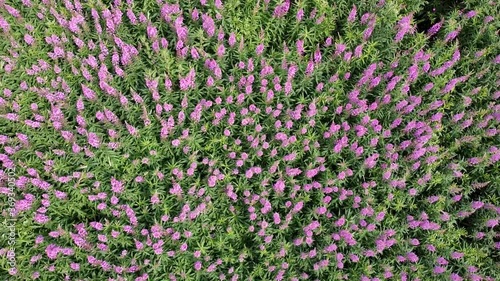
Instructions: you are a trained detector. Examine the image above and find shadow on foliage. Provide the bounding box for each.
[415,0,465,33]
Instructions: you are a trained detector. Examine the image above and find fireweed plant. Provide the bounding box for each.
[0,0,499,280]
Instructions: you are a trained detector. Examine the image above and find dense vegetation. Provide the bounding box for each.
[0,0,499,280]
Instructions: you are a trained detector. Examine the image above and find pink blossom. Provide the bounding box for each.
[273,179,285,193]
[111,177,124,193]
[427,20,443,36]
[194,261,202,271]
[81,84,96,100]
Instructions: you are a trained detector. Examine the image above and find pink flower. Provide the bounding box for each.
[296,40,305,55]
[0,15,10,33]
[201,14,215,37]
[451,252,464,259]
[471,201,484,209]
[433,266,446,274]
[194,261,202,271]
[348,5,357,22]
[465,10,477,19]
[406,252,418,263]
[445,29,461,42]
[273,213,281,224]
[146,25,158,39]
[306,168,319,178]
[70,263,80,271]
[394,14,414,42]
[450,273,463,281]
[294,201,304,212]
[180,68,196,90]
[81,84,96,100]
[484,16,494,24]
[364,154,379,169]
[486,219,498,228]
[87,132,100,148]
[151,193,160,204]
[125,122,137,136]
[316,206,327,215]
[256,44,264,55]
[228,33,236,46]
[45,244,59,259]
[273,179,285,193]
[427,20,443,36]
[217,44,226,57]
[24,34,35,45]
[111,177,124,193]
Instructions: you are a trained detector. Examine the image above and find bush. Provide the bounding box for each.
[0,0,499,280]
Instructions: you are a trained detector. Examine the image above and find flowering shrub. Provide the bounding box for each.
[0,0,499,280]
